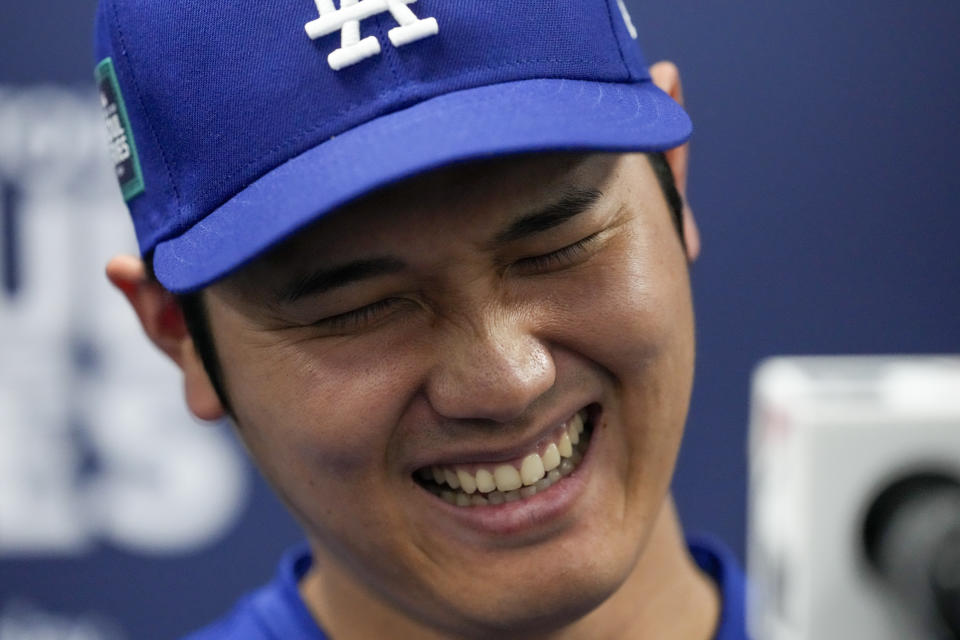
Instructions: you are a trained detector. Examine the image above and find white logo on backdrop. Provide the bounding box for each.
[0,600,123,640]
[0,87,248,556]
[305,0,439,70]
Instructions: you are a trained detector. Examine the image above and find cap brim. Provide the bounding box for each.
[153,78,691,293]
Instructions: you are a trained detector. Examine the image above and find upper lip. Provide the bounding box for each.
[406,400,598,472]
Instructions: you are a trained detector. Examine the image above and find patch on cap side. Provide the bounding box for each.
[95,58,145,201]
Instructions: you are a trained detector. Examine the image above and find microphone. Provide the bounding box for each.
[863,473,960,639]
[748,356,960,640]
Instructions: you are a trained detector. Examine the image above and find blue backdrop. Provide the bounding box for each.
[1,2,958,638]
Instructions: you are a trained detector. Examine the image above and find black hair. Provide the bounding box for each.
[142,259,233,415]
[160,151,685,413]
[646,151,686,244]
[178,289,233,415]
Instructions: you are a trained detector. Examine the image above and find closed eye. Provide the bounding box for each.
[512,232,602,273]
[312,297,406,333]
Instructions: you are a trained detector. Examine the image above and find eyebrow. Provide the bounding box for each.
[275,187,604,304]
[277,257,406,303]
[490,188,603,247]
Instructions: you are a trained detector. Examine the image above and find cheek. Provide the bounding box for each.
[220,326,426,487]
[541,231,694,485]
[542,232,693,379]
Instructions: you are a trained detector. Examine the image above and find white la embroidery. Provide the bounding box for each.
[615,0,638,39]
[305,0,439,71]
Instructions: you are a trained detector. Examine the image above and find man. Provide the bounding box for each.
[95,0,746,637]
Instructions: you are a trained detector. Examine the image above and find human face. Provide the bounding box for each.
[203,153,696,636]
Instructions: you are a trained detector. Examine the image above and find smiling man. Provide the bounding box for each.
[95,1,746,638]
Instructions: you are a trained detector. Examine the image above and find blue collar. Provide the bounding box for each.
[688,534,749,640]
[226,536,747,640]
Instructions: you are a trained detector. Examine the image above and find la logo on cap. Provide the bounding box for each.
[305,0,439,71]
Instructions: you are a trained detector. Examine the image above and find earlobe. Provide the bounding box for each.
[182,344,227,421]
[649,61,701,263]
[106,254,226,421]
[681,209,701,262]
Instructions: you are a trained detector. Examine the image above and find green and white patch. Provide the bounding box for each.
[95,57,144,201]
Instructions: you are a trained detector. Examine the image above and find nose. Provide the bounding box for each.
[425,315,556,423]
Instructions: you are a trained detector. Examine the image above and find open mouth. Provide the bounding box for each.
[413,405,598,507]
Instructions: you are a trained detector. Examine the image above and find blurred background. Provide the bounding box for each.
[1,1,957,638]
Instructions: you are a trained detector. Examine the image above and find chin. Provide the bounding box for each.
[418,538,637,639]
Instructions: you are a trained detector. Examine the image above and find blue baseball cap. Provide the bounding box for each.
[94,0,691,294]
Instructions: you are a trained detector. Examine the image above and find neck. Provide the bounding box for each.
[300,495,719,640]
[559,497,720,640]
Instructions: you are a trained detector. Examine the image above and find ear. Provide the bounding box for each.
[650,61,701,262]
[106,255,226,421]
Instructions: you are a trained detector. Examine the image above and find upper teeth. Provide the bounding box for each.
[424,410,587,494]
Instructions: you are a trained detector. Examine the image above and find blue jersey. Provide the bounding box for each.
[185,537,748,640]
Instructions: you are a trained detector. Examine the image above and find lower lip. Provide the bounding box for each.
[415,423,600,538]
